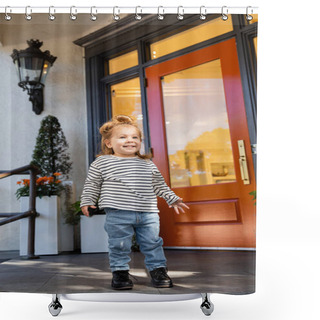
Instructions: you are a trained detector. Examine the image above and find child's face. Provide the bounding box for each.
[105,125,142,157]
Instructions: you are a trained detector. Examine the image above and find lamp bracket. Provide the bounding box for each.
[28,87,44,115]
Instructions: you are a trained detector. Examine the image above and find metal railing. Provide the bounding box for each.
[0,164,40,259]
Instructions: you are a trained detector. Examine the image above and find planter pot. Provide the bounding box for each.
[59,181,76,252]
[80,215,109,253]
[20,195,74,255]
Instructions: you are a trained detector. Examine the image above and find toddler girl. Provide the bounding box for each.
[80,115,188,290]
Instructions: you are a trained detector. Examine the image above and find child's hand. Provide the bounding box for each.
[169,198,190,214]
[81,205,97,217]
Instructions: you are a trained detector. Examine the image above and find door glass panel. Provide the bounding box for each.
[161,59,236,188]
[150,17,233,60]
[110,77,145,153]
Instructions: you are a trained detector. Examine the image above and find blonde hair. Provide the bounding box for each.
[98,115,151,159]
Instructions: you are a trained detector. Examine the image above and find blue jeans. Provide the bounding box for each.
[104,208,167,272]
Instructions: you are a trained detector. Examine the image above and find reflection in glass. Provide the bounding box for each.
[110,77,145,153]
[161,59,236,188]
[108,50,138,75]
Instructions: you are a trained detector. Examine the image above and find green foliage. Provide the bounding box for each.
[16,115,72,199]
[131,233,140,252]
[249,190,256,205]
[63,200,106,225]
[30,115,72,179]
[15,174,64,199]
[64,200,81,226]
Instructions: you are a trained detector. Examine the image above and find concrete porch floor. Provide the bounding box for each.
[0,250,255,295]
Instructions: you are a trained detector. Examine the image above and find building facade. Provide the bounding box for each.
[0,13,257,250]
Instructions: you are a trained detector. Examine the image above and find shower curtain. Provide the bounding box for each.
[0,5,257,317]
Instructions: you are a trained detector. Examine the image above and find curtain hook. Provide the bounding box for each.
[157,6,165,20]
[70,6,77,21]
[5,6,12,21]
[246,6,253,21]
[221,6,228,21]
[25,6,32,21]
[177,6,184,20]
[49,6,56,21]
[113,6,120,21]
[135,6,142,20]
[90,6,97,21]
[200,6,207,20]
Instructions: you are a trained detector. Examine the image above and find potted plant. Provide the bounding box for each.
[18,115,73,255]
[64,200,82,226]
[65,200,109,253]
[30,115,72,182]
[66,200,139,253]
[62,199,82,252]
[16,173,63,199]
[16,115,72,199]
[67,200,140,253]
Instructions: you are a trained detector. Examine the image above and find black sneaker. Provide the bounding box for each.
[149,267,173,288]
[111,270,133,290]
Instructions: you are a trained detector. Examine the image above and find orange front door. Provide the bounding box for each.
[146,38,256,248]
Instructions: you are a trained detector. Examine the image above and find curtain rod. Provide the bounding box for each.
[0,6,258,16]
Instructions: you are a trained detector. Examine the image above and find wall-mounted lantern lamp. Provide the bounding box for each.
[11,39,57,115]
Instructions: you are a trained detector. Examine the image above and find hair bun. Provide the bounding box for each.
[114,115,134,124]
[99,122,111,134]
[99,115,135,135]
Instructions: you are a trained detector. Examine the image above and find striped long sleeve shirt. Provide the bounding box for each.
[80,155,180,213]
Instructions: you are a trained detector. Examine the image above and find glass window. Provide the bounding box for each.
[110,77,145,153]
[108,50,138,75]
[253,36,257,57]
[248,14,258,24]
[161,59,236,188]
[150,17,233,60]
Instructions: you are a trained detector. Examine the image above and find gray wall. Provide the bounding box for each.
[0,14,112,250]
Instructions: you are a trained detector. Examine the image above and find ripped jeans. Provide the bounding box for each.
[104,208,167,272]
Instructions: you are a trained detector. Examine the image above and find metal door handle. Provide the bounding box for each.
[237,140,250,185]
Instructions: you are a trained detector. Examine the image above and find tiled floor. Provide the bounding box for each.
[0,250,255,295]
